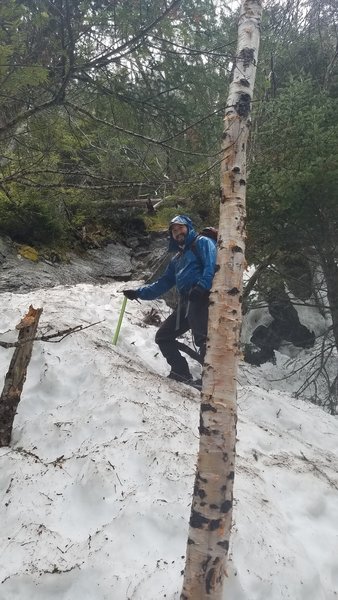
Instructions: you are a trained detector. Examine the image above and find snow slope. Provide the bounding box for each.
[0,283,337,600]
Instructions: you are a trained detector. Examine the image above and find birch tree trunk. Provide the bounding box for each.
[181,2,263,598]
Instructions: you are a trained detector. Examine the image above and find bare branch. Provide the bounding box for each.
[242,253,277,313]
[77,0,182,71]
[0,97,62,137]
[0,321,104,349]
[64,101,221,157]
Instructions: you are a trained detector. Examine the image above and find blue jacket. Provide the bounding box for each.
[137,215,217,300]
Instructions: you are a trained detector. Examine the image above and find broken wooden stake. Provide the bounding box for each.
[0,305,43,447]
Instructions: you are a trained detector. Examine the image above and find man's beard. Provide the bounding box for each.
[176,234,186,246]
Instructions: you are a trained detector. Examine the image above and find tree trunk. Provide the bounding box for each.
[0,305,43,447]
[181,2,262,599]
[322,253,338,352]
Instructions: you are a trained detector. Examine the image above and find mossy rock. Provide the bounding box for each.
[41,247,70,264]
[17,245,39,262]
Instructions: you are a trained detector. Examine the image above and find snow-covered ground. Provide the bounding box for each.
[0,283,337,600]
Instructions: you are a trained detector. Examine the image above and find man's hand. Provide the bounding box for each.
[123,289,139,301]
[189,285,208,303]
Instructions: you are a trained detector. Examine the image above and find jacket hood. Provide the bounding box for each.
[168,214,196,252]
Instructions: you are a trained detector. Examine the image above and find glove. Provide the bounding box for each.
[188,285,208,303]
[123,289,139,301]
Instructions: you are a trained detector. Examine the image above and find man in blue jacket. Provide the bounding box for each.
[123,215,217,383]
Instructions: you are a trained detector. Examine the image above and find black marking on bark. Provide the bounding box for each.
[235,93,251,118]
[232,245,242,253]
[206,568,216,594]
[223,452,228,462]
[198,489,206,499]
[239,77,250,87]
[199,414,211,436]
[215,264,220,272]
[201,403,217,413]
[217,539,229,551]
[239,295,243,303]
[240,178,246,186]
[198,472,208,484]
[222,131,227,140]
[190,510,209,528]
[221,484,227,492]
[201,556,212,574]
[227,471,235,481]
[209,518,222,531]
[187,537,195,545]
[221,194,227,204]
[232,166,240,173]
[200,501,207,507]
[238,47,255,68]
[227,287,240,296]
[220,500,232,513]
[209,503,219,509]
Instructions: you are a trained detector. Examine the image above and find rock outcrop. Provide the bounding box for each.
[0,235,168,294]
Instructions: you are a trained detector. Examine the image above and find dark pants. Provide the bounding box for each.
[155,296,209,377]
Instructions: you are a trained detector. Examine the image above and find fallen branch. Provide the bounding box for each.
[0,320,104,349]
[0,308,104,446]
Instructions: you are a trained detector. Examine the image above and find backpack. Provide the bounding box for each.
[174,227,218,262]
[191,227,218,261]
[197,227,218,242]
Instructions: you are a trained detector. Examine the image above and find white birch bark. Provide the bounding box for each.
[181,2,263,598]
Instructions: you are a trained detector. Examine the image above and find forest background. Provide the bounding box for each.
[1,0,338,409]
